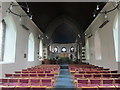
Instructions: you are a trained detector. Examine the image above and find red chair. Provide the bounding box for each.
[79,71,85,73]
[15,87,30,90]
[110,70,118,73]
[22,71,29,73]
[46,73,55,80]
[76,79,89,88]
[37,71,44,73]
[114,79,120,89]
[30,79,40,86]
[98,79,115,89]
[102,79,114,86]
[19,79,29,86]
[98,87,116,90]
[0,79,9,86]
[29,74,37,78]
[15,71,21,73]
[41,78,54,88]
[111,74,120,78]
[30,71,36,73]
[93,74,101,78]
[103,74,111,78]
[45,71,51,73]
[90,79,101,86]
[102,71,110,73]
[80,87,98,90]
[31,87,46,90]
[1,86,15,90]
[5,74,13,78]
[74,74,83,80]
[13,74,21,78]
[38,74,46,78]
[21,74,29,78]
[84,74,92,78]
[9,78,19,86]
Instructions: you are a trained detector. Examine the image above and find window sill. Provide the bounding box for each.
[28,61,34,62]
[0,61,15,64]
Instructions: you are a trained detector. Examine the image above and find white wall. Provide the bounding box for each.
[85,2,119,70]
[0,2,43,77]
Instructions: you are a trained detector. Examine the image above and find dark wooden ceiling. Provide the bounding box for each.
[18,2,106,43]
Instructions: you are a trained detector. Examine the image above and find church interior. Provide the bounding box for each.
[0,0,120,90]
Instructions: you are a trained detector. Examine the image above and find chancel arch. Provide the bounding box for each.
[45,16,83,42]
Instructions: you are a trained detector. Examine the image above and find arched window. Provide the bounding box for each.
[113,12,119,62]
[28,33,34,61]
[61,47,67,52]
[39,40,43,60]
[2,16,17,63]
[54,47,58,52]
[0,20,6,61]
[94,31,102,60]
[70,46,74,52]
[49,45,52,52]
[85,39,90,60]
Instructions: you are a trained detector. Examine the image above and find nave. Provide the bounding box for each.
[0,63,120,90]
[0,0,120,90]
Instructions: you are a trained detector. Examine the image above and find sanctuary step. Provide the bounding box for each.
[60,64,69,69]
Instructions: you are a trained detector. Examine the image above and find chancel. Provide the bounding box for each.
[0,0,120,90]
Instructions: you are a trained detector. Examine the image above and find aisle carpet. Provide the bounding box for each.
[55,64,75,90]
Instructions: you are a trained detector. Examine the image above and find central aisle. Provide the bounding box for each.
[55,64,75,90]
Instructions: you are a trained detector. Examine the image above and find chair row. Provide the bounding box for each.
[5,73,56,79]
[15,70,59,74]
[69,64,120,89]
[69,68,117,74]
[69,64,109,70]
[73,73,120,79]
[74,78,120,89]
[70,70,117,74]
[0,78,55,88]
[24,65,60,71]
[22,68,60,71]
[1,86,119,90]
[20,65,60,75]
[76,86,120,90]
[1,65,60,89]
[0,86,50,90]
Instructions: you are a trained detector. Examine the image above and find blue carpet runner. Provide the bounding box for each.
[55,64,75,90]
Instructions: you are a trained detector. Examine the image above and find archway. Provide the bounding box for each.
[45,16,83,41]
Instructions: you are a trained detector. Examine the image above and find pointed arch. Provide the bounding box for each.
[28,33,34,61]
[94,31,102,60]
[113,11,120,62]
[46,16,82,38]
[39,39,43,60]
[85,39,90,60]
[70,46,74,52]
